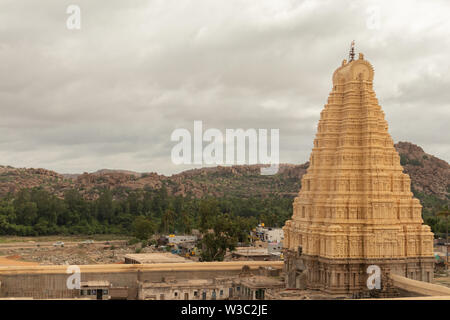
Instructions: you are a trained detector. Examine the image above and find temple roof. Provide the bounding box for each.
[332,52,374,85]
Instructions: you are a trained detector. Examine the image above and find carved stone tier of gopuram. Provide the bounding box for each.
[283,51,435,295]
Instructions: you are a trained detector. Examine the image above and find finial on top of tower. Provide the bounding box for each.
[349,40,355,62]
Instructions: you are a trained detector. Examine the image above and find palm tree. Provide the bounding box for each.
[437,205,450,270]
[161,209,176,234]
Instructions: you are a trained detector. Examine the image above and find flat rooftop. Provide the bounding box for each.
[124,253,190,264]
[240,275,284,288]
[233,247,270,256]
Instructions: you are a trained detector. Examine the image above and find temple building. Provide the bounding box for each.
[283,49,435,295]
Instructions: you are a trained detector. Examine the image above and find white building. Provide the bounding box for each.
[264,228,284,243]
[167,235,197,244]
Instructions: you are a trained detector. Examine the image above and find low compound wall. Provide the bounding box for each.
[390,274,450,297]
[0,261,283,299]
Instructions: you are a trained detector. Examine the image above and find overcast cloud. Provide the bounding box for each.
[0,0,448,175]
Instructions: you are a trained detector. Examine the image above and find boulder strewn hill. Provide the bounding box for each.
[0,142,448,206]
[0,166,69,198]
[395,142,449,200]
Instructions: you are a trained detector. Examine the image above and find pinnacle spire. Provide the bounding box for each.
[349,40,355,62]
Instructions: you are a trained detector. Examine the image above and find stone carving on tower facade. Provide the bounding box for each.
[283,51,435,294]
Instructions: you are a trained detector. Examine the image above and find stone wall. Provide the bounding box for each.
[0,261,283,299]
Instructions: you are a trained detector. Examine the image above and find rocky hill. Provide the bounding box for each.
[0,166,69,198]
[394,142,449,199]
[0,142,448,204]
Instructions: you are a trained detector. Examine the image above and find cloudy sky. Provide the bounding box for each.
[0,0,449,175]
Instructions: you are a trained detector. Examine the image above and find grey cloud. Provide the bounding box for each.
[0,0,448,175]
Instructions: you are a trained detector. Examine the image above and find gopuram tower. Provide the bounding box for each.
[283,47,435,295]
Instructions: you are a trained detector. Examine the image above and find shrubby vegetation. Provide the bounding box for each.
[0,185,447,241]
[400,154,423,167]
[413,188,449,237]
[0,187,292,238]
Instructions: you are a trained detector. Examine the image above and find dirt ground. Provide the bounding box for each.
[0,240,155,266]
[0,234,129,244]
[0,255,39,266]
[433,273,450,288]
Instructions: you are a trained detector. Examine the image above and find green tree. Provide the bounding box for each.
[199,199,220,232]
[127,191,142,215]
[133,216,155,240]
[160,209,176,234]
[200,213,239,262]
[96,189,113,222]
[15,201,38,225]
[178,211,192,234]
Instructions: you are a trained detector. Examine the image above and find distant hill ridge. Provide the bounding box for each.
[0,142,448,204]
